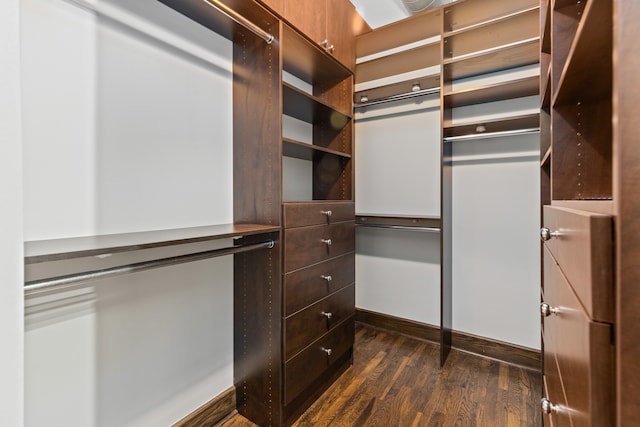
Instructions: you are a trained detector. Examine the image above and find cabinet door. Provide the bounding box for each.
[326,0,356,70]
[284,0,326,45]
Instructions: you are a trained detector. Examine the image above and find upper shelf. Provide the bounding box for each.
[355,41,440,84]
[443,0,538,33]
[443,37,540,80]
[552,0,612,106]
[354,73,440,105]
[282,24,351,86]
[444,75,539,108]
[24,223,281,264]
[443,112,540,138]
[282,82,352,124]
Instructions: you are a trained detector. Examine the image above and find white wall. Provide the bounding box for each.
[0,0,24,425]
[21,0,235,424]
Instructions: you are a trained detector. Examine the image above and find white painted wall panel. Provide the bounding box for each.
[0,0,24,424]
[451,134,540,349]
[21,0,236,424]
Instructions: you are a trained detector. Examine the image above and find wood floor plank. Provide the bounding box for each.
[219,323,542,427]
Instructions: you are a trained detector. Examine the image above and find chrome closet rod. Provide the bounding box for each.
[443,127,540,143]
[24,240,275,296]
[356,224,441,233]
[355,87,440,108]
[201,0,274,44]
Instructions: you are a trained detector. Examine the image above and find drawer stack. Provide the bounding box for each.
[540,206,614,426]
[282,201,355,419]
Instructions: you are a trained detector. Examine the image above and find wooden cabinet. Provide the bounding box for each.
[283,0,358,70]
[281,201,355,423]
[258,0,283,15]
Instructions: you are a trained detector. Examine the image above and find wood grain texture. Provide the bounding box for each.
[444,0,538,33]
[356,309,542,371]
[326,0,355,70]
[283,0,326,44]
[614,1,640,424]
[221,323,543,427]
[173,387,235,427]
[283,201,354,228]
[283,222,354,272]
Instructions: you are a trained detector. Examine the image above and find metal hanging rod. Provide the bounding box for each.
[201,0,274,44]
[443,127,540,143]
[356,224,441,233]
[24,240,274,296]
[355,87,440,108]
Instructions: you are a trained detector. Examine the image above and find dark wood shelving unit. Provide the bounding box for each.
[283,137,351,161]
[443,0,538,33]
[443,75,539,108]
[443,112,540,138]
[24,223,281,264]
[354,73,440,105]
[443,37,540,80]
[282,82,351,124]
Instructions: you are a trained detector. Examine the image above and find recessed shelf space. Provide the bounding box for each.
[443,7,539,60]
[444,75,539,108]
[550,0,585,98]
[355,215,441,232]
[443,37,540,80]
[443,0,538,33]
[283,82,352,124]
[283,137,352,161]
[551,100,612,200]
[355,41,440,84]
[24,223,281,264]
[541,0,551,54]
[553,0,612,106]
[541,62,551,108]
[443,112,540,138]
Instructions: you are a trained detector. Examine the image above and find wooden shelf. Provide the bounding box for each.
[355,41,440,84]
[443,7,539,60]
[283,137,351,161]
[540,146,551,167]
[356,215,440,230]
[444,75,539,108]
[444,6,539,38]
[282,24,351,85]
[356,8,441,59]
[443,0,538,33]
[552,0,612,106]
[541,65,551,109]
[282,82,352,124]
[550,0,584,98]
[443,112,540,138]
[443,37,540,80]
[541,0,551,54]
[24,223,281,264]
[354,73,440,104]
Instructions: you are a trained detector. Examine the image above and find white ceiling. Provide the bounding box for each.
[349,0,411,28]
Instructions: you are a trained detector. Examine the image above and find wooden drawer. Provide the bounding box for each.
[543,247,613,427]
[284,284,354,361]
[283,201,355,228]
[283,222,355,272]
[284,252,354,316]
[543,355,571,427]
[284,317,354,405]
[542,205,614,323]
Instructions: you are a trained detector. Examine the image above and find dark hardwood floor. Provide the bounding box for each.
[221,323,542,427]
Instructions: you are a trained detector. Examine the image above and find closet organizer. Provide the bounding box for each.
[353,0,541,365]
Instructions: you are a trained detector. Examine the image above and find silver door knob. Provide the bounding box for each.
[540,303,559,317]
[321,275,332,282]
[321,210,332,217]
[322,347,332,356]
[327,44,335,53]
[540,227,561,241]
[321,239,332,246]
[321,311,333,319]
[541,398,558,414]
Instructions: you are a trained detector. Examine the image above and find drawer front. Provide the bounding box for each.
[543,248,613,427]
[284,318,354,405]
[283,202,355,228]
[543,354,572,427]
[284,284,354,361]
[284,253,354,316]
[542,205,614,323]
[283,222,355,272]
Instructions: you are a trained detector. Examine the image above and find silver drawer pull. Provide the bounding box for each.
[321,210,333,217]
[540,227,561,241]
[321,239,332,246]
[321,347,333,356]
[541,398,559,415]
[540,303,559,317]
[321,311,333,320]
[321,275,332,282]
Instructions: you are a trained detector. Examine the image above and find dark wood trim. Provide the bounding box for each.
[172,386,236,427]
[356,308,541,372]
